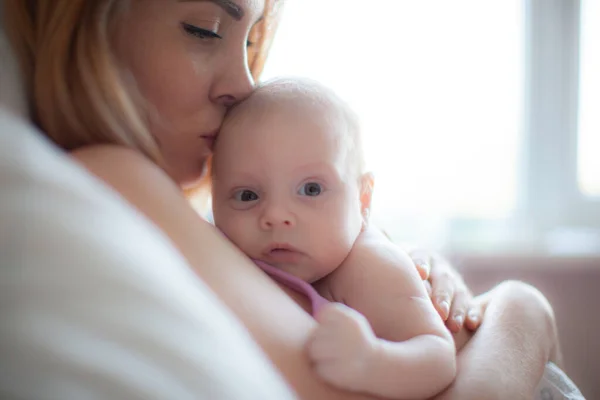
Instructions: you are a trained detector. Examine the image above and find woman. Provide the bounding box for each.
[3,0,560,398]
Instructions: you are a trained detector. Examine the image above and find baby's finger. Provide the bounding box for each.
[314,361,347,389]
[307,332,338,362]
[315,303,346,324]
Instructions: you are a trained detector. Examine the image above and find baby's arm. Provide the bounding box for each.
[310,228,456,399]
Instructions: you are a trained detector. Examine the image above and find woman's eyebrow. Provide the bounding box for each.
[178,0,244,21]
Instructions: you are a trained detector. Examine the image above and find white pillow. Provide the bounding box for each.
[0,110,296,399]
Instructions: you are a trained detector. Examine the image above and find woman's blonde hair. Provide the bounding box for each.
[3,0,280,165]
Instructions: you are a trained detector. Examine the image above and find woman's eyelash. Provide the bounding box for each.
[182,22,254,47]
[182,22,222,40]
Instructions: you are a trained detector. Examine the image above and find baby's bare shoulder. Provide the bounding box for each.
[321,233,423,307]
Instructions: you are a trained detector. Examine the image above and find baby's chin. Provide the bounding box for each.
[269,260,333,284]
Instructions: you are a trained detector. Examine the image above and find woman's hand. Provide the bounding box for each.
[408,249,482,333]
[363,226,482,333]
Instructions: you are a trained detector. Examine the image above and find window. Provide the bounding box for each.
[578,0,600,197]
[261,0,600,254]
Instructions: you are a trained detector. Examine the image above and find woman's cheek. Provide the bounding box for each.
[150,65,198,116]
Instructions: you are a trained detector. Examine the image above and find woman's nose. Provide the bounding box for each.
[259,204,296,230]
[213,57,255,107]
[217,94,238,108]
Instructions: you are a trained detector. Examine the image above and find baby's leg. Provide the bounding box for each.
[434,280,561,400]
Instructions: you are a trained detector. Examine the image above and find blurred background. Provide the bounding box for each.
[261,0,599,397]
[262,0,599,256]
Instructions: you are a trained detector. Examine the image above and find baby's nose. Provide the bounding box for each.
[259,205,296,230]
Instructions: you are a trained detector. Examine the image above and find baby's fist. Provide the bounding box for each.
[307,303,377,391]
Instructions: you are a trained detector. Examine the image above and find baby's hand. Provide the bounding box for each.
[307,303,377,392]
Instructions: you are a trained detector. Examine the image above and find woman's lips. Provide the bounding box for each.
[200,130,219,150]
[202,135,216,150]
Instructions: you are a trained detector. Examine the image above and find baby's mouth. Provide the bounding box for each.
[270,248,295,256]
[263,244,304,264]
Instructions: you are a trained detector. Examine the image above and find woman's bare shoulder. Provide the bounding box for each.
[71,143,149,161]
[71,145,180,202]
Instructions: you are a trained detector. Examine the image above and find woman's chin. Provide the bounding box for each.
[172,160,210,190]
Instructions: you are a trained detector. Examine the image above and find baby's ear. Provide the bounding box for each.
[359,172,375,221]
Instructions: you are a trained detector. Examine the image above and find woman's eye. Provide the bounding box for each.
[234,189,259,202]
[182,22,222,40]
[299,182,322,197]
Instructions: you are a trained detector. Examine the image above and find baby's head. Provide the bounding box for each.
[212,78,373,283]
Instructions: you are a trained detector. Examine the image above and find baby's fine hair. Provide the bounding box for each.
[226,77,366,177]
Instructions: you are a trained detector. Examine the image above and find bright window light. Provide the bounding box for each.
[262,0,524,245]
[578,0,600,198]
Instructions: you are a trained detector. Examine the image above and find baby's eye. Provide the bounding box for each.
[234,189,259,202]
[298,182,322,197]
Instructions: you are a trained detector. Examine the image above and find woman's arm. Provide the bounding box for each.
[346,227,561,400]
[434,280,561,400]
[71,145,385,400]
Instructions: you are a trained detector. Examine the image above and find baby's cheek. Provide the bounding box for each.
[317,216,360,266]
[216,214,237,236]
[217,215,255,254]
[212,208,236,238]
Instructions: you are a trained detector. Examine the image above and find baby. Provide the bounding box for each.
[211,77,456,399]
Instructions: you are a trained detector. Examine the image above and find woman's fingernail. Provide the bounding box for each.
[439,300,450,317]
[468,309,479,322]
[454,314,464,326]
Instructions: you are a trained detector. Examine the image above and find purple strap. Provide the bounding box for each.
[254,260,330,316]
